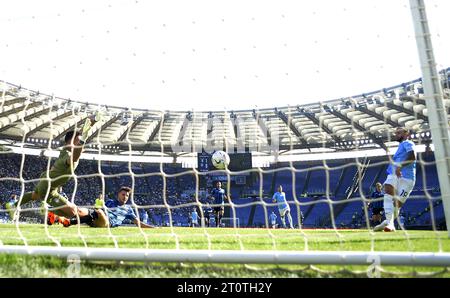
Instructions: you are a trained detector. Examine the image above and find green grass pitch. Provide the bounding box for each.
[0,224,449,277]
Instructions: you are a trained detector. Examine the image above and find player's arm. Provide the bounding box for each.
[71,146,83,165]
[133,218,154,228]
[367,192,374,208]
[208,190,214,201]
[395,150,416,177]
[403,150,416,165]
[67,115,100,165]
[397,150,416,167]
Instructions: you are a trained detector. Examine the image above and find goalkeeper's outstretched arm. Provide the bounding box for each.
[69,113,101,165]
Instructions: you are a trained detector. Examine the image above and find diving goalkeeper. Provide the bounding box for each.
[7,113,101,220]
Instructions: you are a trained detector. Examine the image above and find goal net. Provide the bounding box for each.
[1,0,450,278]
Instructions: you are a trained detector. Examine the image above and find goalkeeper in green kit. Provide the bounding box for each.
[6,112,102,224]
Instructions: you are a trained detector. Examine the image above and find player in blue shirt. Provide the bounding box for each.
[374,127,416,232]
[61,186,153,228]
[203,203,212,227]
[191,208,199,227]
[139,209,150,225]
[269,211,277,229]
[368,182,384,226]
[272,185,294,229]
[208,181,229,227]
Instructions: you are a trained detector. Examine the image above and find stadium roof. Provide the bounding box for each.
[1,69,449,155]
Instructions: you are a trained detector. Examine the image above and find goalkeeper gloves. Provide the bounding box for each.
[79,111,103,145]
[79,118,91,145]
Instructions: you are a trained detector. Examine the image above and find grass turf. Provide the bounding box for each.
[0,224,449,277]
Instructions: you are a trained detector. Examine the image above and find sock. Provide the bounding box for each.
[281,217,286,227]
[383,194,394,227]
[394,206,402,228]
[287,213,294,228]
[394,206,400,219]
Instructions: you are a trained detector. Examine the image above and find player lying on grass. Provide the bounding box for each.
[51,186,154,228]
[374,127,416,232]
[7,113,101,221]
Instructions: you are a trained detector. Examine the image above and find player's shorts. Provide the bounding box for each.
[34,180,70,208]
[372,208,384,216]
[383,175,415,203]
[213,206,224,214]
[278,207,290,217]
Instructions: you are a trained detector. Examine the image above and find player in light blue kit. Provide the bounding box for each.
[269,211,277,229]
[191,208,199,227]
[272,185,294,229]
[374,127,416,232]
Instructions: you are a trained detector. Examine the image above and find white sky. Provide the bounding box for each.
[1,0,449,111]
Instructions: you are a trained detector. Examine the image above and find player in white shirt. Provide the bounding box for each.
[272,185,294,229]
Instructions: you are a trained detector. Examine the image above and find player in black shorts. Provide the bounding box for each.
[208,181,228,227]
[369,182,384,226]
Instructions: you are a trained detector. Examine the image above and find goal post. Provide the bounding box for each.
[409,0,450,237]
[221,217,240,228]
[1,246,450,266]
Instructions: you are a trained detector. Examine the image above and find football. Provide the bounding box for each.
[211,151,230,169]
